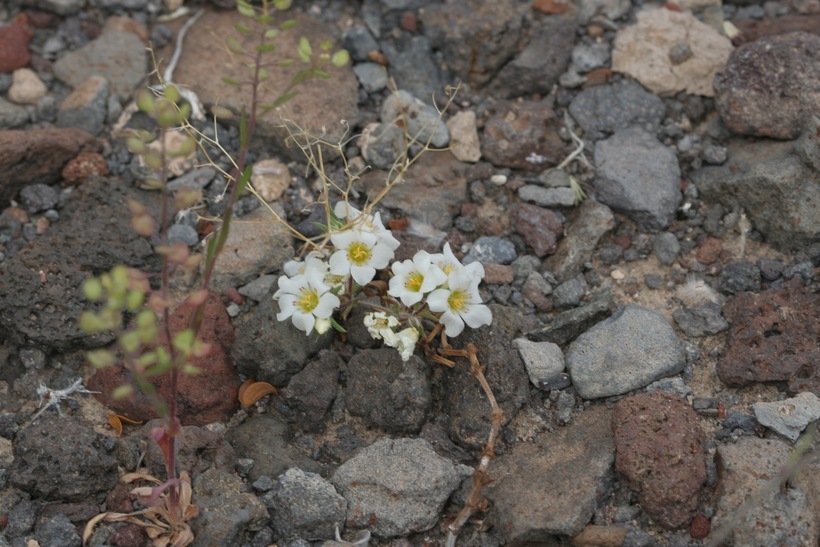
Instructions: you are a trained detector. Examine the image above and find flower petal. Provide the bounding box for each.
[276,295,298,320]
[350,264,376,285]
[314,293,341,318]
[329,250,350,276]
[292,311,315,334]
[440,310,465,337]
[426,288,450,312]
[461,303,493,329]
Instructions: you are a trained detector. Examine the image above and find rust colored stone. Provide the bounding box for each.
[23,10,61,29]
[736,14,820,43]
[482,100,566,171]
[89,292,240,426]
[690,512,711,539]
[510,202,563,257]
[717,278,819,395]
[0,14,33,74]
[483,263,515,285]
[0,128,99,208]
[696,237,723,264]
[61,151,110,185]
[612,391,707,530]
[399,12,418,33]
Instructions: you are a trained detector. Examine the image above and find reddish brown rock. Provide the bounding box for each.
[695,237,723,264]
[690,512,711,539]
[482,263,515,285]
[0,14,33,74]
[510,202,563,256]
[0,128,99,208]
[61,151,109,185]
[717,278,819,395]
[612,391,707,530]
[714,32,820,139]
[89,292,240,426]
[736,14,820,43]
[481,100,566,171]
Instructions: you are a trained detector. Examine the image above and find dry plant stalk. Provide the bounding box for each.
[431,341,504,546]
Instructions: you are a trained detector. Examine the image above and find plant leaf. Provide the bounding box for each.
[238,381,277,407]
[332,49,350,67]
[297,36,312,63]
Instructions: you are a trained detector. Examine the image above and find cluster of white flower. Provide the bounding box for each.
[273,201,492,361]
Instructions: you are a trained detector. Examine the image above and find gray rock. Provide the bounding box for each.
[645,376,693,399]
[690,117,820,252]
[190,468,268,547]
[284,350,340,433]
[232,294,333,387]
[513,338,565,388]
[352,62,388,93]
[89,0,149,8]
[361,123,405,169]
[544,200,615,282]
[237,274,277,302]
[381,90,449,148]
[53,31,146,99]
[331,438,472,537]
[486,405,615,541]
[718,261,761,294]
[572,42,611,73]
[490,16,575,98]
[205,204,294,292]
[752,392,820,441]
[345,348,431,434]
[553,274,588,309]
[594,127,682,232]
[569,80,666,141]
[343,26,380,62]
[672,303,729,337]
[0,178,157,350]
[19,347,46,369]
[25,0,85,15]
[714,437,819,546]
[443,327,529,449]
[227,413,323,482]
[518,185,577,208]
[652,232,680,265]
[382,36,443,101]
[576,0,631,23]
[167,224,199,247]
[10,417,118,502]
[19,184,59,214]
[566,305,686,399]
[34,513,81,547]
[0,97,29,129]
[5,496,36,539]
[522,271,554,311]
[268,468,346,541]
[526,287,613,345]
[464,236,517,265]
[57,76,109,136]
[422,0,527,88]
[166,166,217,192]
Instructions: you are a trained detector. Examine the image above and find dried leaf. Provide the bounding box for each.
[238,381,277,407]
[108,414,143,437]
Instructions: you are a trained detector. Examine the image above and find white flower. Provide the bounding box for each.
[334,201,400,251]
[282,250,325,277]
[388,250,448,307]
[274,260,340,335]
[329,229,394,286]
[427,268,492,337]
[429,243,484,282]
[363,311,399,340]
[393,327,419,361]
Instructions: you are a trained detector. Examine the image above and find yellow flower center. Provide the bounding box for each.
[448,289,467,311]
[297,289,319,313]
[406,272,424,292]
[441,263,454,275]
[347,242,372,266]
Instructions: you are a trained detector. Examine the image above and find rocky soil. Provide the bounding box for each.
[0,0,819,546]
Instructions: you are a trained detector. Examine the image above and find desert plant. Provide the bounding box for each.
[80,1,349,543]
